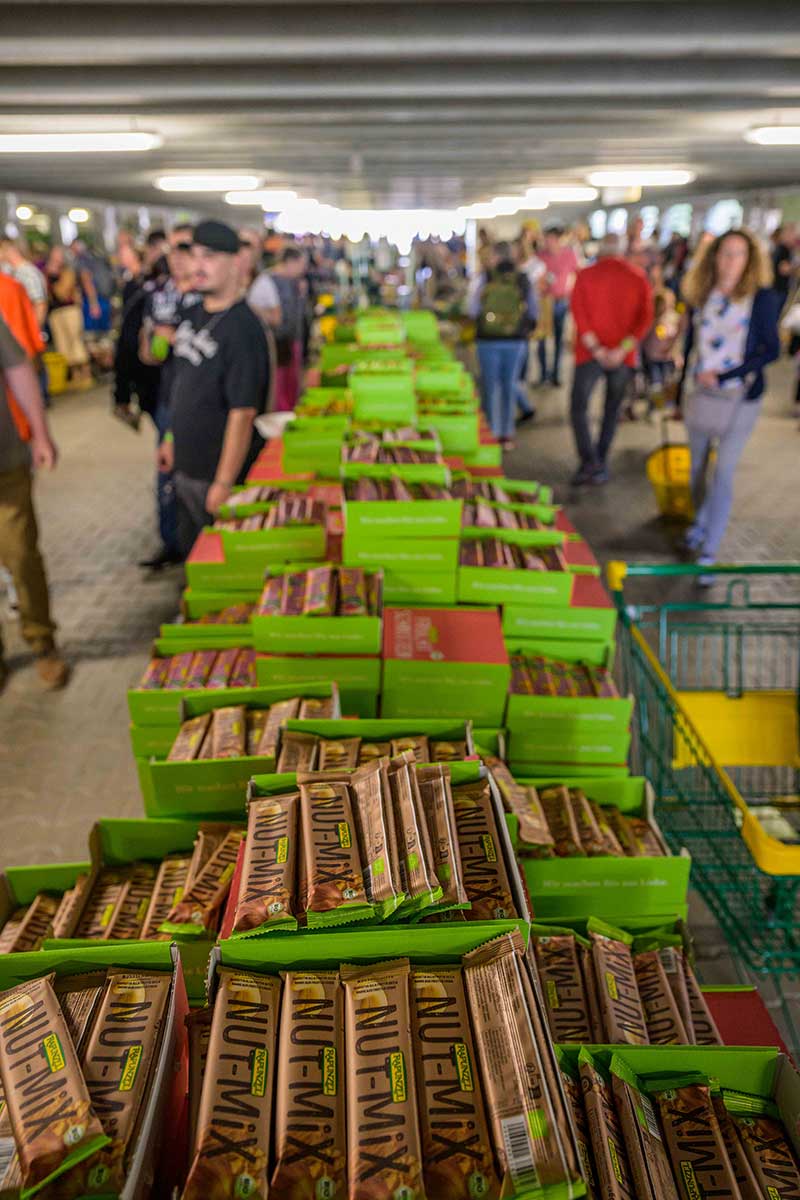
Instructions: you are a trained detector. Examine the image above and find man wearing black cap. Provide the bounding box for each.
[157,219,269,556]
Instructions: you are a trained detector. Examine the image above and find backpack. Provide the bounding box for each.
[478,270,525,338]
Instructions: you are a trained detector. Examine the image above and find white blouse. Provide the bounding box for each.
[696,289,753,392]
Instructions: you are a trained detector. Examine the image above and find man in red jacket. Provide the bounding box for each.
[569,234,654,484]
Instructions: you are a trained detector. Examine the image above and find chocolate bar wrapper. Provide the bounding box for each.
[51,874,90,940]
[73,869,131,939]
[390,475,413,502]
[650,1075,740,1199]
[281,570,308,615]
[209,705,246,759]
[350,759,404,919]
[80,969,171,1194]
[232,793,298,935]
[386,752,442,912]
[390,735,429,764]
[0,973,109,1195]
[429,739,467,763]
[0,910,27,955]
[298,695,336,720]
[103,862,157,941]
[628,815,669,857]
[246,708,269,756]
[453,779,518,921]
[592,666,620,698]
[138,657,169,690]
[256,696,301,759]
[164,650,194,690]
[712,1095,761,1200]
[184,969,281,1200]
[342,959,424,1200]
[570,788,608,856]
[366,572,382,616]
[589,918,649,1045]
[416,764,469,910]
[464,931,580,1194]
[257,575,284,617]
[577,941,606,1044]
[185,649,217,690]
[167,712,212,762]
[205,646,239,689]
[533,933,594,1043]
[654,945,695,1043]
[509,654,534,695]
[358,740,392,763]
[606,807,639,857]
[229,648,256,688]
[0,894,59,954]
[277,729,319,773]
[410,965,500,1200]
[556,1051,597,1199]
[336,567,368,616]
[683,956,724,1045]
[318,736,361,770]
[239,513,263,531]
[303,566,337,616]
[541,785,585,857]
[609,1054,679,1200]
[579,1048,636,1200]
[186,1008,213,1156]
[590,800,626,857]
[483,755,554,854]
[55,977,106,1056]
[161,829,244,936]
[187,826,230,889]
[271,971,346,1198]
[139,855,192,940]
[459,540,482,567]
[634,949,690,1044]
[299,780,373,928]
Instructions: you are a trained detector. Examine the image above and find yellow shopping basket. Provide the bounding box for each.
[645,417,693,520]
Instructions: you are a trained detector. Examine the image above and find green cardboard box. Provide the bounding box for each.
[351,371,417,424]
[344,492,463,543]
[502,575,616,646]
[0,860,90,930]
[257,652,381,718]
[128,670,338,730]
[251,569,383,656]
[282,426,344,478]
[506,689,633,768]
[181,587,260,620]
[344,534,459,576]
[381,606,510,725]
[341,460,451,488]
[506,638,614,669]
[377,568,458,606]
[458,528,574,607]
[280,715,475,756]
[219,523,326,569]
[184,531,268,592]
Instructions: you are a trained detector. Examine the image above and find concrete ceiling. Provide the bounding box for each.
[2,1,800,213]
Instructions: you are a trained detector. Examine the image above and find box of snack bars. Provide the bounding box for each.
[0,861,91,956]
[457,528,575,607]
[251,565,384,656]
[256,653,382,718]
[503,575,617,657]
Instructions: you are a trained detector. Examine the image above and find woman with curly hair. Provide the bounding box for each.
[678,228,780,581]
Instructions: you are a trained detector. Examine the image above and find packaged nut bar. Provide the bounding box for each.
[606,807,639,856]
[205,646,239,689]
[299,780,373,927]
[358,740,392,763]
[139,855,192,941]
[592,666,620,698]
[80,969,171,1194]
[50,874,90,941]
[429,739,467,762]
[609,1055,679,1200]
[232,793,298,935]
[185,649,217,690]
[416,764,469,910]
[483,755,555,855]
[589,918,649,1045]
[277,730,319,773]
[281,570,308,615]
[732,1099,800,1199]
[633,949,690,1044]
[0,910,27,954]
[161,829,244,936]
[390,735,429,763]
[386,752,442,912]
[533,932,594,1043]
[577,942,606,1044]
[184,969,281,1200]
[682,956,723,1045]
[390,475,413,502]
[649,1074,740,1199]
[657,944,695,1043]
[73,868,130,939]
[711,1093,761,1200]
[303,566,337,616]
[54,975,106,1055]
[186,1007,213,1155]
[453,779,518,921]
[246,708,269,756]
[257,574,284,616]
[463,931,579,1195]
[556,1050,597,1199]
[319,737,361,770]
[366,571,382,616]
[337,567,368,616]
[139,657,169,690]
[410,965,499,1200]
[103,862,157,941]
[209,705,246,759]
[509,654,534,695]
[187,825,230,888]
[256,696,301,759]
[299,694,336,720]
[541,785,585,856]
[570,788,608,856]
[271,971,346,1199]
[349,759,403,920]
[459,540,482,567]
[590,800,626,857]
[628,815,669,857]
[165,650,194,689]
[578,1048,636,1200]
[0,894,59,954]
[0,973,109,1194]
[167,712,212,762]
[342,959,424,1200]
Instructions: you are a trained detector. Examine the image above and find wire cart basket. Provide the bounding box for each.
[609,562,800,998]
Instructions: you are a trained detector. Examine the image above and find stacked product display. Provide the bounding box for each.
[0,308,793,1200]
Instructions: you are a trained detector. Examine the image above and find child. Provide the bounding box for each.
[641,289,685,414]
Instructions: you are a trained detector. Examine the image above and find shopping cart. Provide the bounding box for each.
[609,563,800,992]
[645,417,694,521]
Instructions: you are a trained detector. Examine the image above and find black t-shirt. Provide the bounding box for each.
[169,300,269,483]
[772,245,792,298]
[144,280,203,408]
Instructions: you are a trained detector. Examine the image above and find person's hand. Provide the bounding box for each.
[593,346,611,368]
[90,302,101,320]
[31,433,58,471]
[206,481,232,515]
[697,369,719,389]
[153,324,176,344]
[604,345,628,370]
[157,440,174,473]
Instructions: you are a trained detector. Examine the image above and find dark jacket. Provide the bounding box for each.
[681,286,781,402]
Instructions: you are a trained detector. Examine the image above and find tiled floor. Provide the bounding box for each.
[1,361,799,1040]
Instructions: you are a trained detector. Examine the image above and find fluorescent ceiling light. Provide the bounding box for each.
[225,188,297,208]
[156,174,260,193]
[457,203,497,220]
[526,185,598,203]
[15,205,33,220]
[68,207,90,223]
[587,169,695,188]
[490,195,524,216]
[745,125,800,145]
[0,132,161,154]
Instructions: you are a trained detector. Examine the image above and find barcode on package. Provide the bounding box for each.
[501,1115,540,1188]
[639,1092,662,1140]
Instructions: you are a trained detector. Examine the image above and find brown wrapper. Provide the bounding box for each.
[410,965,500,1200]
[167,713,212,762]
[246,709,270,756]
[712,1096,761,1200]
[162,829,244,933]
[485,755,555,853]
[138,657,170,690]
[452,779,518,921]
[277,730,319,774]
[463,932,580,1195]
[390,736,429,764]
[560,1066,597,1199]
[50,874,90,941]
[590,801,626,857]
[299,781,371,919]
[0,894,59,954]
[653,1081,739,1199]
[210,705,246,759]
[233,793,298,933]
[577,943,606,1044]
[103,863,157,941]
[386,752,441,905]
[634,950,690,1045]
[416,764,469,909]
[591,928,649,1045]
[610,1062,678,1200]
[187,826,230,890]
[592,666,620,698]
[0,909,27,955]
[282,570,308,615]
[184,969,281,1200]
[185,649,217,690]
[81,969,171,1193]
[606,808,639,857]
[429,739,467,763]
[55,978,105,1056]
[541,785,585,857]
[73,869,130,940]
[533,935,593,1043]
[627,816,668,857]
[657,946,695,1044]
[319,737,362,770]
[256,696,301,759]
[303,566,337,616]
[271,971,346,1199]
[206,646,239,689]
[164,650,194,689]
[342,959,424,1200]
[358,740,392,763]
[509,654,534,695]
[682,957,723,1045]
[569,789,608,856]
[186,1007,213,1156]
[299,695,336,720]
[579,1055,636,1200]
[350,759,403,914]
[337,567,368,616]
[257,575,284,617]
[366,572,382,617]
[0,973,108,1195]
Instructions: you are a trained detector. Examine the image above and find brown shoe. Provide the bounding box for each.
[35,650,70,690]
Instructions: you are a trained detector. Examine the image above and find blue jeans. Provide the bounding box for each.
[154,398,180,557]
[538,297,569,383]
[687,400,761,560]
[477,339,527,440]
